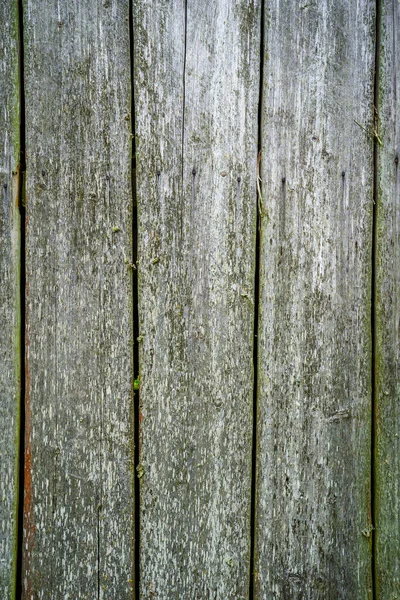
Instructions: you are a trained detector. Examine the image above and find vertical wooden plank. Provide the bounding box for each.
[256,1,375,597]
[23,1,134,597]
[375,1,400,596]
[134,1,260,597]
[0,2,20,598]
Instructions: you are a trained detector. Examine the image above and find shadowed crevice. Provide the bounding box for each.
[249,1,265,598]
[181,0,188,184]
[129,1,140,597]
[16,0,26,596]
[371,0,382,597]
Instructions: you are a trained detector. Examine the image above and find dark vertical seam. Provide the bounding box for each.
[249,1,265,598]
[16,0,26,596]
[180,0,188,263]
[181,0,188,187]
[97,507,101,599]
[129,1,140,598]
[372,0,381,597]
[97,213,105,600]
[98,203,106,599]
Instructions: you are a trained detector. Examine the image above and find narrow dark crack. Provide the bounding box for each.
[249,2,265,598]
[16,0,26,596]
[371,0,381,596]
[129,2,140,598]
[181,0,188,184]
[97,510,101,600]
[179,0,188,254]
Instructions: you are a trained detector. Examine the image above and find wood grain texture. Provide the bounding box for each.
[0,2,20,598]
[23,1,134,597]
[256,1,375,597]
[133,1,260,597]
[375,1,400,596]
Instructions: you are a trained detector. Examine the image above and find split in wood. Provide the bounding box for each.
[257,150,267,219]
[354,119,383,146]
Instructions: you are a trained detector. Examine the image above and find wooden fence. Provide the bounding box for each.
[1,0,399,598]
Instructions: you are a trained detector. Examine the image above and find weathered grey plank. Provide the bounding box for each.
[133,1,260,597]
[256,1,375,597]
[23,1,134,597]
[375,1,400,596]
[0,2,21,598]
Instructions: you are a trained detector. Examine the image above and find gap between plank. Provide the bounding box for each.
[249,1,265,598]
[181,0,188,185]
[16,0,26,596]
[371,0,381,596]
[129,1,140,597]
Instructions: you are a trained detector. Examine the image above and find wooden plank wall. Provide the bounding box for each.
[0,2,21,598]
[376,0,400,597]
[23,1,134,597]
[1,0,400,597]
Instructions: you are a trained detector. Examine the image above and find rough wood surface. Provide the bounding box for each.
[375,1,400,596]
[23,1,134,597]
[256,1,375,597]
[133,1,260,597]
[0,3,21,598]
